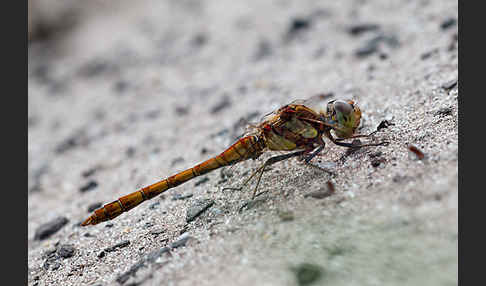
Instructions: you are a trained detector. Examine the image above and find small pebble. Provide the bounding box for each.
[34,217,69,240]
[286,17,312,40]
[79,180,98,192]
[292,263,324,286]
[186,199,214,222]
[194,177,210,187]
[172,193,194,200]
[435,107,453,117]
[442,79,457,90]
[440,18,457,30]
[348,23,380,36]
[57,244,75,258]
[104,240,130,252]
[170,233,192,248]
[126,146,136,157]
[82,167,98,178]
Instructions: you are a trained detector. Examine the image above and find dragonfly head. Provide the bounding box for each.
[327,100,362,138]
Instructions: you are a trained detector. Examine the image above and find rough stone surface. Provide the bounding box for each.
[28,1,457,285]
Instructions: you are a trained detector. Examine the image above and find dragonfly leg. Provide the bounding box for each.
[250,150,307,199]
[222,166,261,192]
[302,144,325,164]
[299,144,337,175]
[334,134,372,141]
[326,130,388,148]
[223,150,306,196]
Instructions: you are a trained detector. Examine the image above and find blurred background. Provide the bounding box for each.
[28,1,457,285]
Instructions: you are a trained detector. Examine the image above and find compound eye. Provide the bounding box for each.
[334,100,353,115]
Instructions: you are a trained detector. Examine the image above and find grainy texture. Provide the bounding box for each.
[28,0,458,285]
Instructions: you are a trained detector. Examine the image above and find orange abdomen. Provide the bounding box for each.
[82,135,263,226]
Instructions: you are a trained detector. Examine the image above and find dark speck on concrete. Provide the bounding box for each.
[87,202,103,213]
[291,263,324,286]
[191,33,208,47]
[210,96,232,114]
[355,34,399,58]
[175,106,190,116]
[82,167,98,178]
[420,48,439,60]
[79,180,98,192]
[289,18,311,33]
[126,146,136,158]
[55,130,87,154]
[113,80,129,93]
[440,18,457,30]
[34,216,69,240]
[104,240,131,253]
[285,17,312,42]
[442,79,457,91]
[347,23,380,36]
[435,107,453,117]
[172,193,194,200]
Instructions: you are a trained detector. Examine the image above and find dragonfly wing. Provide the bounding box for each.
[291,93,335,115]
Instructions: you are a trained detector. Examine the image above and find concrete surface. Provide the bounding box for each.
[28,0,458,285]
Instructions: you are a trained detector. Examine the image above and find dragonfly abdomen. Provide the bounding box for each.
[82,135,263,226]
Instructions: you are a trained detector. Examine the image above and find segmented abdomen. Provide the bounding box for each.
[81,135,263,226]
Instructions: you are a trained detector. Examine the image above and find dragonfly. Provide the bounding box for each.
[82,95,388,226]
